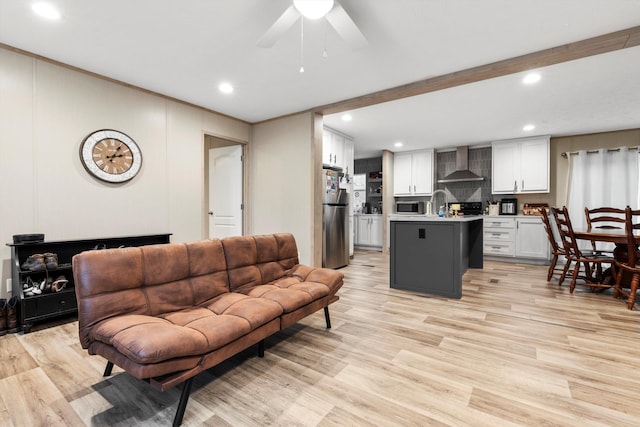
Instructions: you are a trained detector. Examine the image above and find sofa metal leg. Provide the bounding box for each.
[173,377,194,427]
[257,340,265,358]
[103,361,114,377]
[324,306,332,329]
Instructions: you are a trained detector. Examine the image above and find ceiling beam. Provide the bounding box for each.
[315,25,640,116]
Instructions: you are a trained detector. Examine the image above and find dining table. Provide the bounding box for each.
[573,227,639,263]
[573,227,640,289]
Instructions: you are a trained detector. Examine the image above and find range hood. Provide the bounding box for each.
[437,146,485,183]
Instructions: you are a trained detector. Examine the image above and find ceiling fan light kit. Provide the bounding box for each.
[257,1,367,51]
[293,0,334,19]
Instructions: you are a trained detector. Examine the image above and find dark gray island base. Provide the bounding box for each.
[390,216,483,298]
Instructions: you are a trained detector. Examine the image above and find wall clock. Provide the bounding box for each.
[80,129,142,183]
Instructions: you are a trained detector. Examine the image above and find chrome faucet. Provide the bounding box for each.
[429,189,449,216]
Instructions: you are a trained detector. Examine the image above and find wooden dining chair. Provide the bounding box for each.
[541,208,569,283]
[584,207,626,253]
[553,206,616,293]
[613,206,640,309]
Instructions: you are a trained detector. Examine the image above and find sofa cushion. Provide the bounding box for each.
[255,234,298,282]
[142,241,232,316]
[223,236,261,291]
[91,293,283,365]
[223,233,299,292]
[240,276,332,313]
[74,247,149,348]
[185,239,230,305]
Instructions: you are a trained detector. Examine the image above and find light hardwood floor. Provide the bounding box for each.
[2,250,640,426]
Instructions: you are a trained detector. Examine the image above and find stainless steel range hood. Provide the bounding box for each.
[437,146,485,183]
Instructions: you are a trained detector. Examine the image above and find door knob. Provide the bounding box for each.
[208,211,214,216]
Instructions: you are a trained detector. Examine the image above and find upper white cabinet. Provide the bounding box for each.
[492,136,550,194]
[343,138,354,177]
[393,149,434,196]
[323,128,348,170]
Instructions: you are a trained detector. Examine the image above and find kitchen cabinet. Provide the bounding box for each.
[483,216,549,261]
[393,149,434,196]
[483,217,516,257]
[349,215,354,257]
[515,217,550,259]
[492,136,549,194]
[356,215,382,248]
[344,138,354,177]
[323,128,352,171]
[390,217,483,298]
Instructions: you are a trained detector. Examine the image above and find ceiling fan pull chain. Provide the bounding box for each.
[323,19,329,58]
[299,18,305,73]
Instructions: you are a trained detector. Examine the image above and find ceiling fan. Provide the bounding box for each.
[257,0,367,50]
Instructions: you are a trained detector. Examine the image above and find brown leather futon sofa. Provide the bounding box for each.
[73,233,343,426]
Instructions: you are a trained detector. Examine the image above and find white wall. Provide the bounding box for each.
[0,47,250,298]
[250,113,316,265]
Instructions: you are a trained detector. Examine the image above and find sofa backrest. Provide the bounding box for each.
[73,239,230,349]
[73,233,301,349]
[222,233,299,293]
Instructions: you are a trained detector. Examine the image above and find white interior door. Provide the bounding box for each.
[208,145,243,238]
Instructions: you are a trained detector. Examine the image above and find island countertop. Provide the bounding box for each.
[389,214,484,223]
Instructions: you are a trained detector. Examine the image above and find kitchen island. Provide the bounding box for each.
[389,215,483,298]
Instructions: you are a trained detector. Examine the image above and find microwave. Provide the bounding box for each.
[396,201,425,214]
[500,198,518,215]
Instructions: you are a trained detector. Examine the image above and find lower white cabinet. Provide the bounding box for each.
[484,217,515,256]
[349,215,354,257]
[484,216,549,261]
[515,217,549,259]
[356,215,382,248]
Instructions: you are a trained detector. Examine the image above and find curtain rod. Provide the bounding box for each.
[561,146,639,158]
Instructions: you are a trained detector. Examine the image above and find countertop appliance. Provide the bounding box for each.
[500,198,518,215]
[458,202,483,216]
[396,201,425,214]
[323,168,349,269]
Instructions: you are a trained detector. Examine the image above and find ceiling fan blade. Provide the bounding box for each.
[257,5,301,48]
[326,3,368,50]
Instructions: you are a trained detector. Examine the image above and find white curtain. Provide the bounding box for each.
[567,147,639,249]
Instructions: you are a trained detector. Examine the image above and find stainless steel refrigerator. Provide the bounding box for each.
[323,168,349,269]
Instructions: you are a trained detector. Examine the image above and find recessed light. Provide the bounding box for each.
[523,124,535,131]
[32,2,61,20]
[394,142,403,148]
[341,114,352,122]
[522,72,541,85]
[218,82,234,94]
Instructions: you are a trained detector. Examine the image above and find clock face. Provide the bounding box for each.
[80,129,142,183]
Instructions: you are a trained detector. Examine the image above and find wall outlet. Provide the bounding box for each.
[6,278,11,293]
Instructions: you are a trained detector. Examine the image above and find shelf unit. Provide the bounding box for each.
[368,177,383,198]
[8,233,171,333]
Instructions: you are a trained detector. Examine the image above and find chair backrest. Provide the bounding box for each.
[624,206,640,266]
[552,206,581,258]
[541,208,561,253]
[585,207,625,230]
